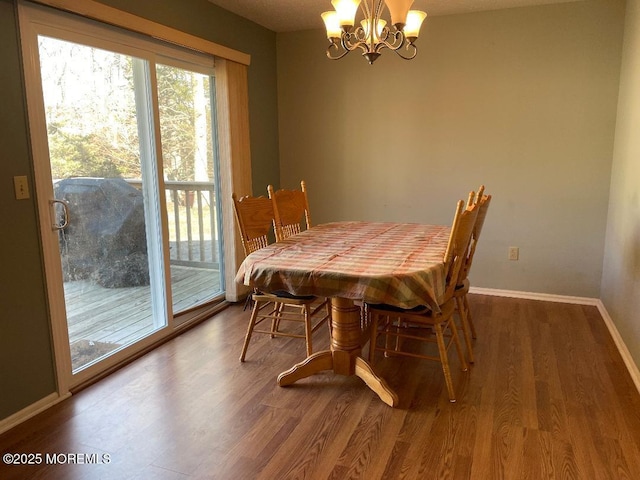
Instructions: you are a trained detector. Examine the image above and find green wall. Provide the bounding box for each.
[0,0,280,421]
[277,0,625,298]
[0,0,56,420]
[602,0,640,373]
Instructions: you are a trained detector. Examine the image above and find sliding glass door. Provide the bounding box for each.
[39,37,167,372]
[20,4,224,384]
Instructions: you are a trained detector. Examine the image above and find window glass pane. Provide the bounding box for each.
[156,64,223,313]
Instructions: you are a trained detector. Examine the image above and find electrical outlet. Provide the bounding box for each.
[13,175,30,200]
[508,246,519,261]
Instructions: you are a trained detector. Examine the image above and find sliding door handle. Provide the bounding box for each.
[50,199,70,230]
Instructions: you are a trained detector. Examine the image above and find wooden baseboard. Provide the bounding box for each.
[0,392,70,436]
[594,300,640,395]
[469,287,640,395]
[469,286,600,305]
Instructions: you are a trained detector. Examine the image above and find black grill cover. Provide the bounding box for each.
[54,177,149,287]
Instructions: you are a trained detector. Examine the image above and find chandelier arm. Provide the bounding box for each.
[372,38,399,54]
[352,27,367,44]
[374,31,413,55]
[356,40,372,55]
[383,30,406,50]
[342,29,366,52]
[326,42,352,60]
[374,42,387,54]
[392,42,418,60]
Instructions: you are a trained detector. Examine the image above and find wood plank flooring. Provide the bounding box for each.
[2,295,640,479]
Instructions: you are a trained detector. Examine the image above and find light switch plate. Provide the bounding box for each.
[14,175,30,200]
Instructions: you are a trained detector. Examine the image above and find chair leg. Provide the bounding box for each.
[448,317,468,373]
[393,318,405,352]
[455,295,475,364]
[240,298,263,362]
[369,311,379,363]
[375,316,404,358]
[464,295,477,339]
[271,302,285,338]
[385,316,397,357]
[303,304,313,357]
[434,323,456,403]
[242,293,253,311]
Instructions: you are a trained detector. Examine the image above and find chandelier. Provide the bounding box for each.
[321,0,427,64]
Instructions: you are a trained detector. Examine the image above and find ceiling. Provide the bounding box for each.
[207,0,582,32]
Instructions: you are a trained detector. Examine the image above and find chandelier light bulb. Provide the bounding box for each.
[404,10,427,41]
[322,11,342,39]
[361,18,387,43]
[383,0,414,28]
[331,0,361,28]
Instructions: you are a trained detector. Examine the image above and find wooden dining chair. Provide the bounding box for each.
[454,186,492,363]
[267,180,312,241]
[367,198,479,403]
[267,181,332,332]
[232,193,330,362]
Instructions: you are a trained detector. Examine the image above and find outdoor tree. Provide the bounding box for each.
[39,36,213,183]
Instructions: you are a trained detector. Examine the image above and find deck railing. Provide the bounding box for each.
[127,179,219,269]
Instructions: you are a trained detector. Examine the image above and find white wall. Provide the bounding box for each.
[276,0,624,298]
[602,0,640,368]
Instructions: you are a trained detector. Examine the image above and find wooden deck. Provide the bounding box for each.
[65,265,221,370]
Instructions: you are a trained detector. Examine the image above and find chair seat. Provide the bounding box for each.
[366,303,430,315]
[269,290,316,301]
[454,278,470,295]
[369,298,456,323]
[253,290,316,305]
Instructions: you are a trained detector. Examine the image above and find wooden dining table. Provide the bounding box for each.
[235,221,451,407]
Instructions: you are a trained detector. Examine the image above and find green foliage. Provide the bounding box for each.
[48,122,139,179]
[157,65,213,182]
[157,65,195,181]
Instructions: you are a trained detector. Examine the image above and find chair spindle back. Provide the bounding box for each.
[232,193,275,256]
[268,180,312,241]
[443,200,479,301]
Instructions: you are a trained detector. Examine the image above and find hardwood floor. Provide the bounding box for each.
[2,295,640,479]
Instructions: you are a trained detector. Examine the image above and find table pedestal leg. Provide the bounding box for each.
[354,357,398,407]
[277,297,398,407]
[276,351,333,385]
